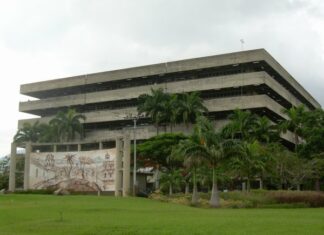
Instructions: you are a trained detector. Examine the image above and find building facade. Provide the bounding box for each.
[18,49,321,147]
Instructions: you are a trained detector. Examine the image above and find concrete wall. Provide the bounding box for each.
[19,71,304,114]
[20,49,320,108]
[18,94,288,130]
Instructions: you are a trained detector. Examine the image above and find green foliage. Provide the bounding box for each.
[50,108,86,142]
[176,92,208,127]
[229,141,266,191]
[159,169,183,195]
[14,108,85,144]
[0,156,10,189]
[137,88,208,133]
[137,133,187,168]
[14,121,43,144]
[280,105,307,150]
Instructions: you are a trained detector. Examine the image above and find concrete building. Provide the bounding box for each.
[18,49,321,147]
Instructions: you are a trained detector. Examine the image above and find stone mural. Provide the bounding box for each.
[29,149,116,192]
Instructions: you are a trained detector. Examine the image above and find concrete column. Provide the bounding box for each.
[53,144,57,152]
[122,135,131,197]
[114,138,123,197]
[77,144,81,152]
[23,142,32,191]
[99,142,103,150]
[8,142,17,191]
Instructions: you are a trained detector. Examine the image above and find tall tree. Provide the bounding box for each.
[252,116,279,144]
[229,140,266,191]
[222,109,256,140]
[49,108,86,142]
[280,105,306,151]
[138,88,171,134]
[173,134,206,206]
[194,116,237,207]
[159,169,183,195]
[14,121,42,143]
[176,92,208,128]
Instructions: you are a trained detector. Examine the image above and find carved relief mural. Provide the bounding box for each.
[29,149,116,192]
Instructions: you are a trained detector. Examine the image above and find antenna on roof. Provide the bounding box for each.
[240,39,245,51]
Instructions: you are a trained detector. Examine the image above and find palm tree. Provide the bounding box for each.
[176,92,208,128]
[138,88,171,134]
[252,116,279,143]
[174,135,206,205]
[173,116,236,207]
[280,105,306,151]
[14,121,42,143]
[230,140,266,191]
[194,116,237,207]
[159,169,183,195]
[38,123,60,143]
[222,109,256,140]
[50,108,86,142]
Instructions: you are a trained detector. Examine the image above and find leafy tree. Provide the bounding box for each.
[286,154,316,191]
[137,133,187,169]
[0,156,10,189]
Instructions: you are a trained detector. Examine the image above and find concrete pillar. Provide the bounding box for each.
[23,142,32,191]
[122,135,131,197]
[115,138,123,197]
[8,142,17,191]
[99,142,103,150]
[77,144,81,152]
[53,144,57,152]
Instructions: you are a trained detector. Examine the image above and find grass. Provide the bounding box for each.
[0,195,324,235]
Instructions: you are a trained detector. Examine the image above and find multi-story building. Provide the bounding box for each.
[18,49,321,148]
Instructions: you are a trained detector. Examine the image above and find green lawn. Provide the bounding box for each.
[0,195,323,235]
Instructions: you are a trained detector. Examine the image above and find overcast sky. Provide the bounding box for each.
[0,0,323,156]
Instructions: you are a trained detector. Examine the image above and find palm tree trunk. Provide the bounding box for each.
[155,165,160,190]
[315,178,320,191]
[294,132,299,152]
[169,184,173,196]
[259,178,263,190]
[191,168,199,205]
[185,183,190,195]
[247,178,251,192]
[297,184,301,191]
[209,167,220,208]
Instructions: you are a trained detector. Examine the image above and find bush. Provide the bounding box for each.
[269,191,324,207]
[13,189,54,195]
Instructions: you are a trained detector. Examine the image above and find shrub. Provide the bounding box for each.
[13,189,54,195]
[269,191,324,207]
